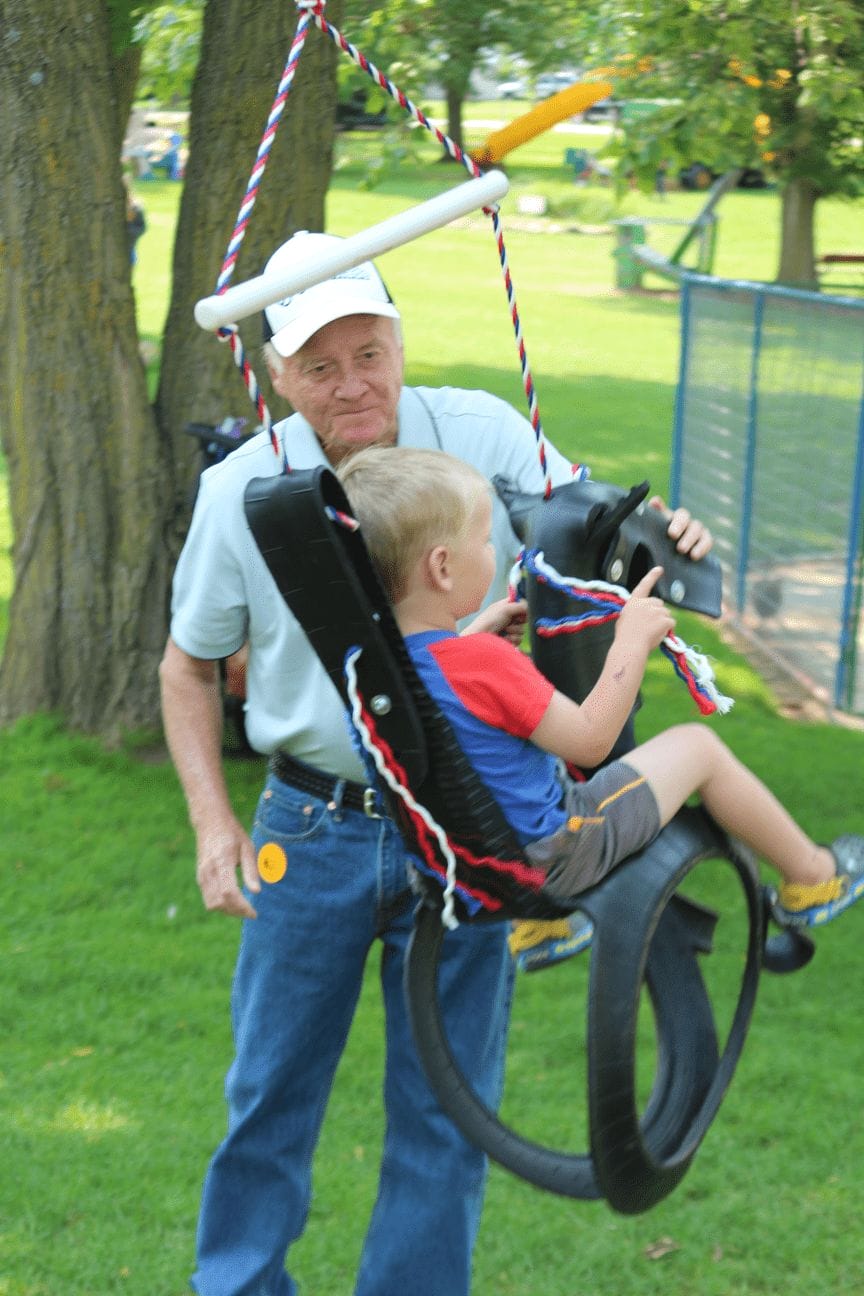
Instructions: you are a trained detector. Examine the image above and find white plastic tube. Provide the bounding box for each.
[194,169,509,331]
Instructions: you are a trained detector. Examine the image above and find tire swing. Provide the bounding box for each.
[198,1,815,1216]
[404,474,815,1214]
[244,467,815,1217]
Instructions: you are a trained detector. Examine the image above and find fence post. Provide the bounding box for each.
[736,288,765,615]
[669,278,692,509]
[835,389,864,709]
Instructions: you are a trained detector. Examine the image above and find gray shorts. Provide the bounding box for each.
[525,760,661,905]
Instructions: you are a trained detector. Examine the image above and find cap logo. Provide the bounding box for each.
[276,264,376,309]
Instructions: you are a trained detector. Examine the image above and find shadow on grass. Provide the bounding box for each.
[402,359,678,488]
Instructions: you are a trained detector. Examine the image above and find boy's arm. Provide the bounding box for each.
[530,567,674,769]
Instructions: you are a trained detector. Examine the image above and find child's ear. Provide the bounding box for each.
[426,544,453,592]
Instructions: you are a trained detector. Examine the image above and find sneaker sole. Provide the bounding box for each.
[515,921,594,972]
[774,873,864,929]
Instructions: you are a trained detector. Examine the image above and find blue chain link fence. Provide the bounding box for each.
[670,274,864,716]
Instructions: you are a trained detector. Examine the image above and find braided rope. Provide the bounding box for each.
[345,645,549,926]
[344,646,462,927]
[208,0,583,492]
[211,3,323,466]
[310,8,577,494]
[511,548,734,716]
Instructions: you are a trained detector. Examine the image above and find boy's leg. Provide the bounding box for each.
[625,724,864,927]
[622,723,833,885]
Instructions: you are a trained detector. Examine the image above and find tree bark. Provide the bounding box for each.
[156,0,342,549]
[444,83,464,154]
[776,176,819,288]
[0,0,342,738]
[0,0,174,736]
[113,41,143,158]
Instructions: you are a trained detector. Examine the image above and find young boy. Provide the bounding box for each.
[337,446,864,927]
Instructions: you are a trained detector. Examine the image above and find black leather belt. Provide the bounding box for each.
[270,749,381,817]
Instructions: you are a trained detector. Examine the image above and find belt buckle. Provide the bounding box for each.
[363,787,383,819]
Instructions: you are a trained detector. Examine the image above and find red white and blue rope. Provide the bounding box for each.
[345,645,462,927]
[310,5,586,495]
[510,547,734,716]
[209,0,586,493]
[211,2,324,468]
[345,645,550,926]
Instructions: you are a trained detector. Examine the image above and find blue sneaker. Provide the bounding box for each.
[508,912,594,972]
[772,835,864,928]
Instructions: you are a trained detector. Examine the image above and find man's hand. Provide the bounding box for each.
[463,597,528,645]
[159,638,261,921]
[196,815,261,919]
[648,495,713,561]
[615,566,675,653]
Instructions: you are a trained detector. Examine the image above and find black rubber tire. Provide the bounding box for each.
[405,807,764,1213]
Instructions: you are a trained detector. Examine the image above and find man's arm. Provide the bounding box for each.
[159,637,260,918]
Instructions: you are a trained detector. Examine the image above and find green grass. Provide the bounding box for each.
[2,120,864,1296]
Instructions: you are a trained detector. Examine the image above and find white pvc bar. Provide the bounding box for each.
[194,169,509,332]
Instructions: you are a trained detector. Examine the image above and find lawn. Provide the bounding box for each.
[2,110,864,1296]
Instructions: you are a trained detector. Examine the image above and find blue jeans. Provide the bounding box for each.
[191,772,513,1296]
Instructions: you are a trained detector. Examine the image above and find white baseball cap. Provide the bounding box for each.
[262,230,400,357]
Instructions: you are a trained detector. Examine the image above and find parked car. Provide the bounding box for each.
[496,78,527,100]
[678,161,767,191]
[535,71,578,99]
[335,89,387,131]
[583,97,620,123]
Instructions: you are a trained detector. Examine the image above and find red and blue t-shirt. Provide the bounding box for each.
[404,630,567,845]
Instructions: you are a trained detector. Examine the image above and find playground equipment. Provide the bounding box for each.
[671,273,864,716]
[469,79,613,168]
[192,1,818,1217]
[613,169,742,289]
[242,464,812,1214]
[194,170,509,331]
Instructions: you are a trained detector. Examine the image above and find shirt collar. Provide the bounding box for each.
[273,386,438,466]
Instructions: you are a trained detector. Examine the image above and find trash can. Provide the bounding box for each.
[613,219,646,289]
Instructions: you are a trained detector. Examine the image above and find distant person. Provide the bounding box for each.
[154,131,184,181]
[123,180,146,265]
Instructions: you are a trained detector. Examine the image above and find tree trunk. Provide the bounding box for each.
[113,41,143,157]
[0,0,175,737]
[156,0,342,545]
[776,176,819,288]
[444,83,465,154]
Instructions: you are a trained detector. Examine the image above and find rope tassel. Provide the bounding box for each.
[512,548,734,717]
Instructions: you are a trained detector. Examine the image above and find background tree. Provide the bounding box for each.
[0,0,340,737]
[576,0,864,286]
[345,0,558,151]
[155,0,341,554]
[134,0,204,109]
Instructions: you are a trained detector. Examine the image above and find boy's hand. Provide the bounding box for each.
[615,566,675,652]
[463,597,528,645]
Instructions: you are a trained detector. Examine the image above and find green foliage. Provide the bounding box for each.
[344,0,566,101]
[134,0,204,106]
[577,0,864,199]
[106,0,161,55]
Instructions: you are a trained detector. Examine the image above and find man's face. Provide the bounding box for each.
[269,314,404,466]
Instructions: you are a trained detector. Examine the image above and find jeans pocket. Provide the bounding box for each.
[253,777,330,844]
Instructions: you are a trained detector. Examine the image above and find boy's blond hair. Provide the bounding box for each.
[337,446,490,602]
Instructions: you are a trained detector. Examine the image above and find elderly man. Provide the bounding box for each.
[160,230,711,1296]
